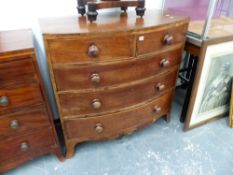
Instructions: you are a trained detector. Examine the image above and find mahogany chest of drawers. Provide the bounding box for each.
[0,29,63,172]
[40,10,189,158]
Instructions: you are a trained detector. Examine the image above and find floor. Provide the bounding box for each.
[4,90,233,175]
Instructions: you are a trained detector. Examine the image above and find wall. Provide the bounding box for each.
[0,0,163,30]
[0,0,163,119]
[229,0,233,17]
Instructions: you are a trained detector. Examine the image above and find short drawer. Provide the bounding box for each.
[0,105,50,140]
[64,91,173,141]
[53,49,182,91]
[0,127,55,162]
[136,23,188,56]
[48,35,134,64]
[0,58,37,88]
[0,84,43,114]
[58,69,177,117]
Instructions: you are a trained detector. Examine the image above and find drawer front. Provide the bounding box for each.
[64,91,173,141]
[0,58,37,88]
[0,85,43,114]
[48,35,134,64]
[53,49,182,91]
[0,105,50,140]
[136,24,188,55]
[58,69,177,117]
[0,128,55,162]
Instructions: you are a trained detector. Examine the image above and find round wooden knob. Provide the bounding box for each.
[95,123,104,133]
[10,120,19,129]
[160,58,170,68]
[88,44,99,57]
[163,34,174,45]
[0,96,9,107]
[156,83,165,91]
[153,106,161,113]
[91,73,101,84]
[20,142,29,152]
[92,99,102,109]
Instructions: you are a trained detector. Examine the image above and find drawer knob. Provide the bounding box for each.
[160,58,170,68]
[95,123,104,133]
[92,99,102,109]
[10,120,19,129]
[156,83,166,91]
[88,44,99,58]
[20,142,29,152]
[153,106,161,113]
[91,73,101,84]
[0,96,9,107]
[163,34,174,45]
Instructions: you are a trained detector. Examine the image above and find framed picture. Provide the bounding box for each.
[229,82,233,128]
[185,36,233,130]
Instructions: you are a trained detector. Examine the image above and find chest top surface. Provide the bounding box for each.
[0,29,34,58]
[39,10,189,36]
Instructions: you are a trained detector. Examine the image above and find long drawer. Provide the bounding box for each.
[0,127,55,163]
[48,35,134,64]
[136,23,187,56]
[0,58,37,88]
[64,91,173,141]
[58,69,177,117]
[53,49,182,91]
[0,84,43,114]
[0,105,50,140]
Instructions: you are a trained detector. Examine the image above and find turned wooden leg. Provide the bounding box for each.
[54,147,65,162]
[121,7,128,13]
[77,0,86,16]
[66,142,76,159]
[87,3,98,22]
[136,0,146,17]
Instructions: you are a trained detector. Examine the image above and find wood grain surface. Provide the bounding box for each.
[42,11,189,158]
[58,69,178,117]
[53,48,183,91]
[0,29,64,173]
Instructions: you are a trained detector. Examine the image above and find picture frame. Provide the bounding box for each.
[184,36,233,131]
[229,81,233,128]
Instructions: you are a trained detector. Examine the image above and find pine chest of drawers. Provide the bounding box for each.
[0,30,63,172]
[40,10,189,158]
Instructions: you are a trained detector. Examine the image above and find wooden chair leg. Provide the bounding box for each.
[77,0,146,22]
[135,0,146,17]
[87,3,98,22]
[77,0,86,16]
[121,6,128,13]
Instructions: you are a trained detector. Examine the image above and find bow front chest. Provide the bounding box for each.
[40,10,189,158]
